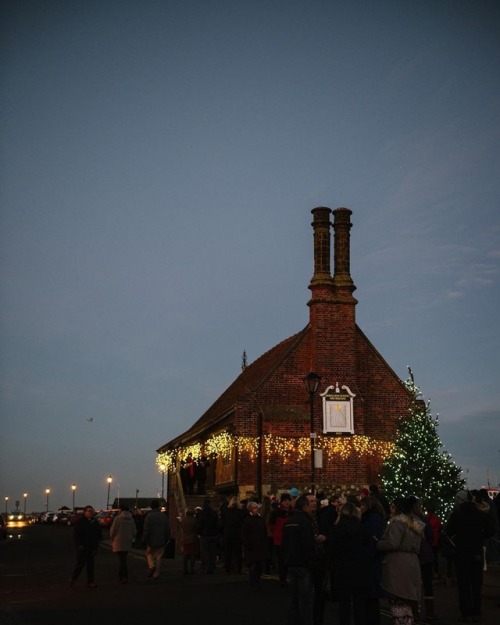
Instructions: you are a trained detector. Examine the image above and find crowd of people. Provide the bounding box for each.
[67,485,499,625]
[178,485,499,625]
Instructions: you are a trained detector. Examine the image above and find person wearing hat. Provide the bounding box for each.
[109,504,137,584]
[241,501,268,590]
[376,497,425,625]
[359,487,370,500]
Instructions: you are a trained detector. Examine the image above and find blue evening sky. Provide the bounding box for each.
[1,0,499,511]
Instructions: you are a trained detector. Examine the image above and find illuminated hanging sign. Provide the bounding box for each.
[321,383,355,434]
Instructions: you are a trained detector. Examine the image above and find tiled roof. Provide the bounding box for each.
[158,325,310,450]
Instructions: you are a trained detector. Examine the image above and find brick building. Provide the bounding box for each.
[156,207,412,501]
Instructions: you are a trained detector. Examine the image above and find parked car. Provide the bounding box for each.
[55,511,73,525]
[67,509,85,526]
[96,510,119,528]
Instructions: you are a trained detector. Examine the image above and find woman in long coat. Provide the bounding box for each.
[180,506,199,574]
[241,501,268,589]
[376,498,424,625]
[110,504,137,583]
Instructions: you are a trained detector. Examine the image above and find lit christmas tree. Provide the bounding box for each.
[380,368,466,519]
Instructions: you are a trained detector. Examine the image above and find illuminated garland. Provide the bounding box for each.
[263,434,394,463]
[156,431,393,471]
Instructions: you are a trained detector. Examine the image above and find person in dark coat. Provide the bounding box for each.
[369,484,391,519]
[317,497,338,532]
[477,488,500,563]
[69,505,102,588]
[196,455,210,495]
[241,501,268,589]
[222,496,245,574]
[446,489,495,622]
[360,496,387,625]
[196,498,219,573]
[306,494,328,625]
[142,499,171,579]
[282,494,317,625]
[329,501,371,625]
[269,492,293,586]
[132,507,144,546]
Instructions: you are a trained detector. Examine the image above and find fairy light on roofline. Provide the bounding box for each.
[156,432,394,470]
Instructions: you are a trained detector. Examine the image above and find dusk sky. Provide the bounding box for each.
[1,0,499,512]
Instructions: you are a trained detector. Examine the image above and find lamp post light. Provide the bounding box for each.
[23,493,28,515]
[45,489,50,512]
[71,484,77,511]
[106,476,112,510]
[159,464,166,500]
[4,496,8,515]
[303,371,322,495]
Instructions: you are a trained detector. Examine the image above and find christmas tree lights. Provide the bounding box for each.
[380,368,465,519]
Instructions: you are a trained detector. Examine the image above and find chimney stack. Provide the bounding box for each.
[309,207,333,288]
[332,207,357,303]
[307,206,357,379]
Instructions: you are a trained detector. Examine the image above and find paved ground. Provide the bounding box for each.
[0,524,498,624]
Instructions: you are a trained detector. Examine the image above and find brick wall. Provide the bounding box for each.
[232,323,412,494]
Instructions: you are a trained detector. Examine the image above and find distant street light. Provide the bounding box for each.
[106,476,113,510]
[159,463,166,499]
[71,484,77,511]
[23,493,28,515]
[303,371,322,495]
[4,496,8,515]
[45,488,50,512]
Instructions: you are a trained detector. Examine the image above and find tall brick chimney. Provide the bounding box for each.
[309,207,333,291]
[331,207,357,381]
[332,207,357,303]
[308,207,335,372]
[307,206,357,380]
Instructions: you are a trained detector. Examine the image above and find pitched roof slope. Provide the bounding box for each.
[158,325,310,451]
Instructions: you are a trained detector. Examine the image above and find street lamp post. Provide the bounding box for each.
[159,464,166,499]
[303,372,322,495]
[23,493,28,515]
[106,476,112,510]
[71,484,77,511]
[4,496,8,515]
[45,489,50,512]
